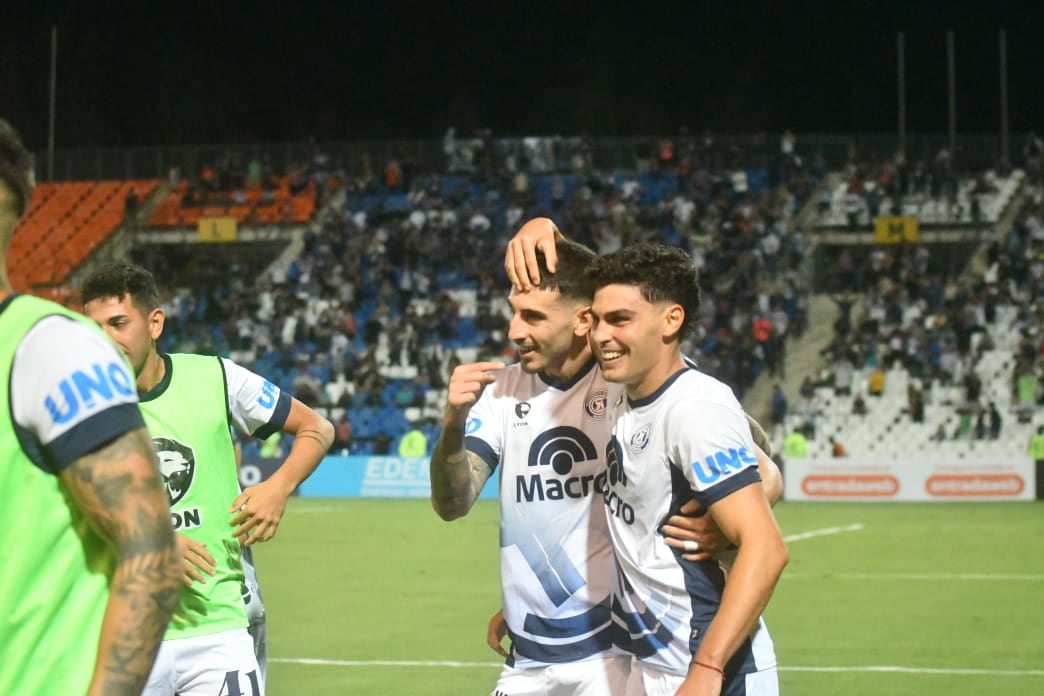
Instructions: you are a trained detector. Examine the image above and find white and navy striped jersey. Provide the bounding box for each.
[465,359,627,668]
[604,367,776,678]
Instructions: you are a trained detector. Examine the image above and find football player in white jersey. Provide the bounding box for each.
[431,239,636,695]
[431,234,781,696]
[587,242,788,696]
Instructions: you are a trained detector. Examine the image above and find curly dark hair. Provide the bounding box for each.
[584,242,702,339]
[533,238,597,302]
[0,119,34,220]
[80,260,161,312]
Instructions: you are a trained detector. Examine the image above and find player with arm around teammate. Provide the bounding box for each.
[504,217,785,564]
[0,119,180,696]
[432,236,781,695]
[431,239,640,694]
[587,243,788,696]
[81,260,334,696]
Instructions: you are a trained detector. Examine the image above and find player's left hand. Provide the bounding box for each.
[505,217,563,291]
[229,479,290,546]
[661,499,730,561]
[486,609,509,658]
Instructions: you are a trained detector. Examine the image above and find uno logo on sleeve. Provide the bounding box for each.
[44,362,135,425]
[691,447,757,485]
[256,380,278,409]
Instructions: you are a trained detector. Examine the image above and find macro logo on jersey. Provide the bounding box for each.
[153,437,203,530]
[605,437,628,487]
[515,401,531,419]
[584,389,609,420]
[516,426,605,502]
[629,424,651,453]
[693,446,758,485]
[603,437,635,524]
[43,361,135,425]
[465,417,481,435]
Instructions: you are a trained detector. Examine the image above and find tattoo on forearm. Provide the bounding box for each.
[66,428,180,696]
[746,414,772,457]
[430,432,490,517]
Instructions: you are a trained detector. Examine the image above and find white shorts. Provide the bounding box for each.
[638,663,779,696]
[491,655,633,696]
[143,628,264,696]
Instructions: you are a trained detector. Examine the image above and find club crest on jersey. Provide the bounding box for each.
[153,436,203,530]
[153,437,196,506]
[584,389,609,420]
[515,401,531,419]
[629,424,652,453]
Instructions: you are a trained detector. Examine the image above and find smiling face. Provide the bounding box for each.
[507,288,591,378]
[589,282,685,399]
[83,294,164,379]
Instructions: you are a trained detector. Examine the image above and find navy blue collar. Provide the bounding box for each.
[539,357,597,391]
[627,366,692,408]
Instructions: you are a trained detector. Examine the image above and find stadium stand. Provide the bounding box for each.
[784,179,1042,459]
[130,135,817,456]
[9,179,158,290]
[14,133,1041,461]
[147,177,316,228]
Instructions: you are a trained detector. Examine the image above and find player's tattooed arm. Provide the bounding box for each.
[745,413,772,457]
[429,361,502,520]
[429,430,493,521]
[60,426,180,696]
[745,414,782,507]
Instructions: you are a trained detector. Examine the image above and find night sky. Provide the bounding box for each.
[1,1,1042,149]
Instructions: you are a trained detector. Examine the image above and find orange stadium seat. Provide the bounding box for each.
[145,176,316,228]
[8,179,159,296]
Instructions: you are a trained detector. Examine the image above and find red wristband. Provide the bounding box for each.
[693,660,725,679]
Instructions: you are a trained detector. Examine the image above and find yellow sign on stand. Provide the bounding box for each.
[198,217,237,243]
[873,216,918,244]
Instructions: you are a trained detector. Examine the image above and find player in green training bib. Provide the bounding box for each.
[0,119,180,696]
[83,261,334,696]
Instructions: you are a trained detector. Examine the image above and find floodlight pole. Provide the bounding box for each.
[947,31,956,155]
[47,26,57,181]
[999,29,1009,164]
[897,32,906,157]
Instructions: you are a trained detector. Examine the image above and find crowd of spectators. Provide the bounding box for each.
[796,179,1043,448]
[817,142,1026,229]
[134,130,817,456]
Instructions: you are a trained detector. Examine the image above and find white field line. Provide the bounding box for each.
[783,523,864,542]
[270,658,502,668]
[268,658,1044,676]
[786,572,1044,581]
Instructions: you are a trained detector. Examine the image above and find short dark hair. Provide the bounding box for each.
[0,119,34,218]
[81,261,161,312]
[585,242,701,339]
[534,239,597,302]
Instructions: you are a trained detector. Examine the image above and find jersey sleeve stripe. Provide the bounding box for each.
[252,390,291,440]
[695,466,761,508]
[464,435,499,473]
[44,403,147,474]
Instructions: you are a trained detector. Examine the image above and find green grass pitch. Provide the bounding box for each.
[257,498,1044,695]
